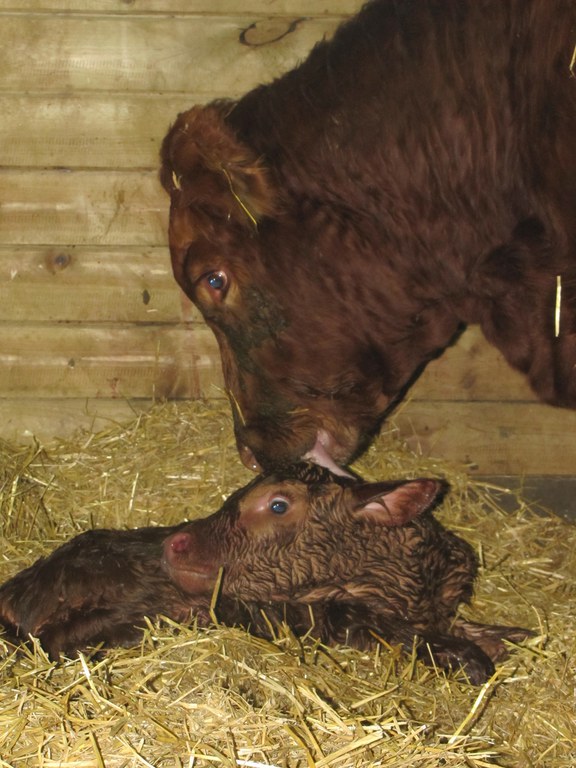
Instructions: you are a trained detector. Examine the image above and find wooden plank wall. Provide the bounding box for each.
[1,0,575,475]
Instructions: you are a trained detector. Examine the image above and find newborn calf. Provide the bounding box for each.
[163,463,531,682]
[0,464,530,682]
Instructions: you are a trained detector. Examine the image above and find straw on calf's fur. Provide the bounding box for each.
[0,465,531,683]
[160,0,576,473]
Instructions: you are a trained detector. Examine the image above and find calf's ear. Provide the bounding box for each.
[350,478,445,526]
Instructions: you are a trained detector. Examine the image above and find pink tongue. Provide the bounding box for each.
[304,431,356,478]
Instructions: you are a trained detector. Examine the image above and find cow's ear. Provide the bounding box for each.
[350,479,445,526]
[218,155,277,227]
[160,104,278,228]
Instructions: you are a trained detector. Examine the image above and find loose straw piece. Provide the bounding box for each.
[221,166,259,229]
[555,274,562,337]
[209,566,225,625]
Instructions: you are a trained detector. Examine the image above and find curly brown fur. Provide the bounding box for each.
[0,464,532,683]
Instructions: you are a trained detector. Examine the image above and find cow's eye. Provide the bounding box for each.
[207,272,226,290]
[207,271,227,291]
[269,497,290,515]
[202,270,229,300]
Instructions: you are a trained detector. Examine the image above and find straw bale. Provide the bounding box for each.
[0,401,574,767]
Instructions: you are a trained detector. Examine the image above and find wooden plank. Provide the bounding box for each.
[2,396,575,476]
[0,253,541,401]
[0,95,215,169]
[0,170,166,247]
[0,14,343,95]
[0,246,201,324]
[0,397,154,446]
[395,401,576,475]
[409,326,536,402]
[0,1,358,14]
[0,323,223,399]
[473,476,576,521]
[0,317,533,403]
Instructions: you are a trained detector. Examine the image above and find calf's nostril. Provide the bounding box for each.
[169,532,192,554]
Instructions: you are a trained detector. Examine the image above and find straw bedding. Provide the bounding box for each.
[0,400,574,767]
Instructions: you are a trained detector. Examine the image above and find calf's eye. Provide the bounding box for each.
[269,497,290,515]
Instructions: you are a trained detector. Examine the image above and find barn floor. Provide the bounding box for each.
[0,401,574,766]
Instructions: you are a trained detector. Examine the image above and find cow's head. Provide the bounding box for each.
[160,105,459,472]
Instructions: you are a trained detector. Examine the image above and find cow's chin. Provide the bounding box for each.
[238,429,356,479]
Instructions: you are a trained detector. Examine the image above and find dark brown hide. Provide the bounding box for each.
[160,0,576,470]
[0,465,530,682]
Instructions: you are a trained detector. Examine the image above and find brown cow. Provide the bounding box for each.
[160,0,576,472]
[0,464,531,683]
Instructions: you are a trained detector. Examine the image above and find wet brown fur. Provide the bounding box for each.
[0,465,530,683]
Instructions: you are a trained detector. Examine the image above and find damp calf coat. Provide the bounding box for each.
[160,0,576,471]
[0,465,530,683]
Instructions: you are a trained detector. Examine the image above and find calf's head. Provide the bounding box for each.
[160,106,458,472]
[163,462,446,609]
